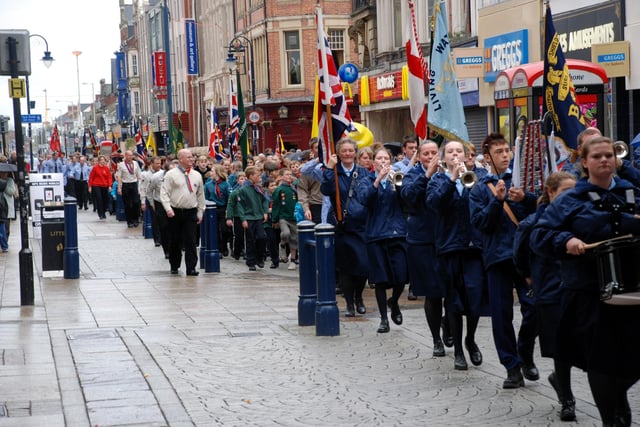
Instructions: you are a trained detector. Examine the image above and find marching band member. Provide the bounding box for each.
[321,138,370,317]
[358,146,408,333]
[427,141,485,371]
[514,171,577,421]
[469,133,538,389]
[531,136,640,426]
[399,140,450,355]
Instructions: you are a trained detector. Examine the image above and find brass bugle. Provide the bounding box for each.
[614,140,628,158]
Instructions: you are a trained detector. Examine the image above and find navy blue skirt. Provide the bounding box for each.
[439,250,488,316]
[335,230,368,277]
[407,243,446,298]
[366,238,408,287]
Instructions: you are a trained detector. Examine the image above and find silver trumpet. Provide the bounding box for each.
[458,161,478,188]
[388,169,404,190]
[614,140,628,158]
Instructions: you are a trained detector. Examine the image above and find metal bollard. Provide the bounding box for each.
[297,221,317,326]
[314,223,339,336]
[63,197,79,279]
[143,200,153,238]
[116,193,126,221]
[203,201,220,272]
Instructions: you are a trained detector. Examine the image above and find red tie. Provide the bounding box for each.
[185,168,193,192]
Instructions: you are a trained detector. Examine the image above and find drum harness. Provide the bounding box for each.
[588,189,636,236]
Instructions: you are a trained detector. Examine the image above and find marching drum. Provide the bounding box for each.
[594,236,640,305]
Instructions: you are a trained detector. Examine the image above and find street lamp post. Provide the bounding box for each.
[72,51,83,133]
[82,82,95,126]
[26,34,54,168]
[227,35,257,155]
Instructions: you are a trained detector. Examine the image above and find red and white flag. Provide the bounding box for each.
[49,124,62,155]
[316,6,355,165]
[405,0,427,140]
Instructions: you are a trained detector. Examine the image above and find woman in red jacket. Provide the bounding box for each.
[88,155,113,220]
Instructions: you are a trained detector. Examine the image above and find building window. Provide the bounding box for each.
[393,0,402,48]
[284,31,301,86]
[131,54,138,76]
[328,29,344,68]
[133,91,139,116]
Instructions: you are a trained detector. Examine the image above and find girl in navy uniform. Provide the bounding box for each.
[427,141,485,371]
[399,141,449,355]
[514,171,577,421]
[358,147,408,333]
[321,138,370,317]
[531,136,640,426]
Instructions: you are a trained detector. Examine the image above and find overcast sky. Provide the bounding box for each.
[0,0,121,126]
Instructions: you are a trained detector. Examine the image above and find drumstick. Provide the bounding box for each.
[583,233,634,250]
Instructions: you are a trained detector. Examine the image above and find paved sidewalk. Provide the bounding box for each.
[0,208,637,426]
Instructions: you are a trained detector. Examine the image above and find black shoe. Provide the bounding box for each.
[560,399,576,422]
[186,270,199,276]
[232,254,241,261]
[222,250,229,257]
[270,263,278,269]
[433,340,445,357]
[257,262,264,269]
[465,337,483,366]
[335,287,343,295]
[355,300,366,314]
[165,253,170,259]
[134,222,139,227]
[407,289,418,301]
[154,243,161,247]
[521,362,540,381]
[454,353,468,370]
[377,318,390,333]
[248,266,256,271]
[442,318,453,347]
[503,368,525,389]
[387,298,403,325]
[345,303,356,317]
[170,269,179,274]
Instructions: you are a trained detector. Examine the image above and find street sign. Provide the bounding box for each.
[21,114,42,123]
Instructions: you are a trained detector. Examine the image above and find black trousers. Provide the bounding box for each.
[121,182,140,225]
[75,180,88,208]
[153,201,170,256]
[168,207,198,271]
[92,186,109,218]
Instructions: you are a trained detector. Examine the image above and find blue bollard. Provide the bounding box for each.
[63,197,79,279]
[203,201,220,272]
[314,223,339,336]
[297,221,317,326]
[143,200,153,238]
[116,193,126,221]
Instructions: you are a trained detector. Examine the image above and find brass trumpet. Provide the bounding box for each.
[614,140,628,158]
[459,163,478,188]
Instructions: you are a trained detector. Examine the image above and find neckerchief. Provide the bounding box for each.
[179,167,193,192]
[215,178,223,198]
[125,161,134,175]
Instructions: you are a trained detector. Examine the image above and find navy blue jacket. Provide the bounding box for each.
[530,177,640,293]
[359,174,407,242]
[399,164,437,244]
[469,172,537,268]
[427,172,482,255]
[320,163,369,234]
[514,204,562,305]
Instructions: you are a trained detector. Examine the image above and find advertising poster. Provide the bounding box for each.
[29,173,64,231]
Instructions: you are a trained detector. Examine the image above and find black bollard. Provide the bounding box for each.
[297,221,317,326]
[314,223,339,336]
[63,197,79,279]
[203,201,220,272]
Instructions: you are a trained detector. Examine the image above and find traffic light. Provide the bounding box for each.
[0,117,8,134]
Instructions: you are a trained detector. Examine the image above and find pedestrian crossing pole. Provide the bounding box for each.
[6,34,34,305]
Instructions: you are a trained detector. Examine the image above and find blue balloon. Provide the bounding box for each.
[338,63,359,83]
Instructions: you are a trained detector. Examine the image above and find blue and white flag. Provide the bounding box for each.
[543,3,585,151]
[428,1,469,144]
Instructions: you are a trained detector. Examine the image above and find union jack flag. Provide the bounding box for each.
[316,6,355,165]
[229,77,240,151]
[209,106,228,161]
[135,127,147,164]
